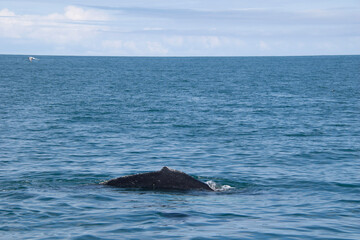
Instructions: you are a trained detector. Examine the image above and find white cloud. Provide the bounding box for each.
[102,40,123,49]
[64,5,109,21]
[168,35,244,49]
[0,6,110,45]
[143,27,163,31]
[123,41,138,51]
[259,40,270,50]
[199,36,221,48]
[1,1,360,56]
[101,40,140,55]
[164,36,222,49]
[99,36,247,56]
[0,8,15,17]
[0,9,32,38]
[147,41,168,55]
[164,36,184,47]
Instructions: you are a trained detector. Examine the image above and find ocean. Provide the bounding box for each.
[0,55,359,239]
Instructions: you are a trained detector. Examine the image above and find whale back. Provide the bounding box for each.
[103,167,213,191]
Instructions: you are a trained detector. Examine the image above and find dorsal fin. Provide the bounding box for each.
[160,166,171,172]
[104,167,214,191]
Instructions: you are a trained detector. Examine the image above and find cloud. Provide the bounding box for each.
[85,5,360,26]
[100,39,145,56]
[164,36,238,49]
[0,9,32,38]
[102,40,138,52]
[64,5,109,21]
[143,27,163,31]
[164,36,184,47]
[259,41,270,50]
[146,41,168,55]
[100,39,168,56]
[0,8,15,17]
[198,36,221,48]
[1,2,360,56]
[0,6,110,43]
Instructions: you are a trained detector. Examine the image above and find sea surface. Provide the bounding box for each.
[0,55,360,239]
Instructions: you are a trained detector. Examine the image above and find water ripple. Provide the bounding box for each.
[1,55,360,239]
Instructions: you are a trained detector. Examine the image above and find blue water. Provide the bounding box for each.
[1,55,360,239]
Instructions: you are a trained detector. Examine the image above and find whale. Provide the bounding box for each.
[102,166,214,191]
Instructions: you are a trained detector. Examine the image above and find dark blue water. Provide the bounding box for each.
[1,55,360,239]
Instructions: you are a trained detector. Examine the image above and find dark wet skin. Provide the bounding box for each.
[102,167,214,191]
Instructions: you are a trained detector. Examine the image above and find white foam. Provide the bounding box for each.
[206,180,234,192]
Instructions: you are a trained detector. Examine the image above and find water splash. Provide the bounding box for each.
[28,56,39,62]
[206,180,234,192]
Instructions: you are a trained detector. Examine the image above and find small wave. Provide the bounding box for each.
[157,212,189,218]
[206,180,234,192]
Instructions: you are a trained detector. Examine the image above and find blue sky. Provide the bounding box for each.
[0,0,359,56]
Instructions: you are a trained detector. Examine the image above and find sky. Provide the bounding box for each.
[0,0,359,56]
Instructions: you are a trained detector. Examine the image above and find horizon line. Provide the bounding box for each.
[1,53,359,58]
